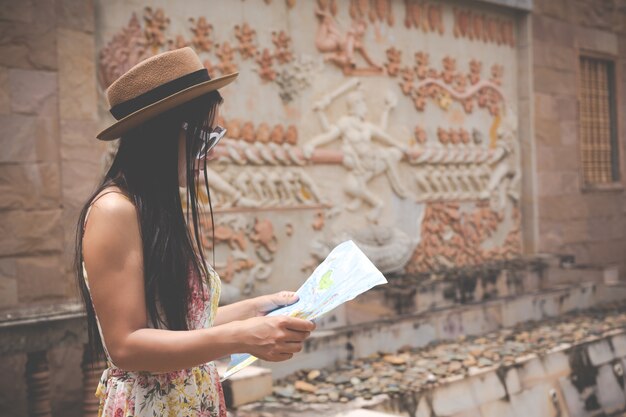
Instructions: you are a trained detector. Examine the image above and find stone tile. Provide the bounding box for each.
[562,220,588,243]
[57,28,97,120]
[0,162,61,210]
[0,209,63,256]
[16,255,66,302]
[0,1,57,71]
[534,93,559,121]
[532,14,575,46]
[541,351,571,379]
[533,0,571,21]
[555,96,578,122]
[611,334,626,358]
[559,121,578,146]
[596,363,626,414]
[0,67,8,114]
[573,2,618,32]
[0,113,59,163]
[533,67,577,96]
[517,356,546,390]
[222,366,273,408]
[539,194,588,221]
[8,68,57,115]
[509,383,563,417]
[0,276,18,309]
[587,340,614,366]
[533,41,576,72]
[537,171,580,197]
[61,160,102,211]
[535,118,562,147]
[56,0,94,32]
[505,368,522,395]
[0,0,33,23]
[470,370,507,405]
[60,119,103,162]
[558,376,587,417]
[432,378,478,416]
[480,399,517,417]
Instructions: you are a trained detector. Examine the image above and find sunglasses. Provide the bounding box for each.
[182,122,227,159]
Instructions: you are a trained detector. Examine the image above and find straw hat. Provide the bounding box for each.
[97,47,238,141]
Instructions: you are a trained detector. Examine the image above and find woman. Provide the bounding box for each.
[76,47,315,416]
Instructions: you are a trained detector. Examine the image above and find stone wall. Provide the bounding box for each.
[532,0,626,275]
[0,0,103,416]
[0,0,105,312]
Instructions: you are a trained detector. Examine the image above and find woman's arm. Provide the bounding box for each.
[82,193,314,373]
[214,291,300,326]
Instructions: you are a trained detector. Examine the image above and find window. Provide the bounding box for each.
[578,56,620,186]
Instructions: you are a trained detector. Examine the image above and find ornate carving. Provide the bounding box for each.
[315,6,383,75]
[304,80,409,221]
[406,200,520,273]
[385,47,402,77]
[256,48,277,82]
[275,55,322,103]
[189,16,213,52]
[272,30,294,64]
[235,23,257,59]
[143,7,170,53]
[453,8,515,47]
[167,34,189,51]
[385,53,505,115]
[215,42,238,75]
[98,14,149,90]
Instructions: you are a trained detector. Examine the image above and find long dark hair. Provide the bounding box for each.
[75,91,222,365]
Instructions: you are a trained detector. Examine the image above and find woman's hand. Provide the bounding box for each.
[253,291,300,316]
[237,315,315,362]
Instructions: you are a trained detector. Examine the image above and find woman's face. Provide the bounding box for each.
[177,110,220,188]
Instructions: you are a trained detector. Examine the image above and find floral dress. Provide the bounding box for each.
[82,205,227,417]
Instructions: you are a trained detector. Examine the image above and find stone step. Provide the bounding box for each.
[362,330,626,417]
[315,258,608,331]
[235,301,626,417]
[333,409,401,417]
[219,365,273,408]
[262,282,626,379]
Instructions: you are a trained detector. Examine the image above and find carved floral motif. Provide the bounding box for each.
[405,202,520,273]
[385,53,505,116]
[189,16,213,52]
[98,14,149,90]
[234,23,257,59]
[143,7,170,53]
[453,8,515,47]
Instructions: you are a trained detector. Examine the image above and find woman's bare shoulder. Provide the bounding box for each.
[84,187,139,253]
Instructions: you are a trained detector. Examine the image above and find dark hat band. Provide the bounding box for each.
[109,68,210,120]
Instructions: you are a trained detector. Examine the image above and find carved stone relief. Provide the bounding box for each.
[98,0,523,299]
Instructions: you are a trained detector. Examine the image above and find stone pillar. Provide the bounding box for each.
[25,350,52,417]
[81,344,105,417]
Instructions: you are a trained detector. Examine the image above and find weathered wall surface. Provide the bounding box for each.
[0,0,105,313]
[532,0,626,274]
[0,0,102,415]
[96,0,526,305]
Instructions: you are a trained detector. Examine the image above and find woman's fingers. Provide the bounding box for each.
[280,316,316,332]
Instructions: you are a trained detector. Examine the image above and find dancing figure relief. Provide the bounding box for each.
[303,80,410,222]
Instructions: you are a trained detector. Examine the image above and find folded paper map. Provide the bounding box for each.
[221,240,388,381]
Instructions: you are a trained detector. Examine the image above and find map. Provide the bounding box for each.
[222,240,388,380]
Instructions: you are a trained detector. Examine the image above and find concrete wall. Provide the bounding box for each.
[532,0,626,275]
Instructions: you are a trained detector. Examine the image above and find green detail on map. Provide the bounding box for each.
[319,269,333,290]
